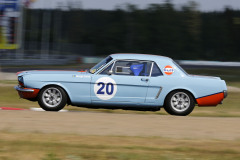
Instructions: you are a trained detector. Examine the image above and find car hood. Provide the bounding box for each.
[17,70,93,89]
[17,70,89,76]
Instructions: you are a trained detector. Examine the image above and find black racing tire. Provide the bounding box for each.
[164,90,195,116]
[38,86,67,111]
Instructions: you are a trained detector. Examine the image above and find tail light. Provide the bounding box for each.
[223,90,227,98]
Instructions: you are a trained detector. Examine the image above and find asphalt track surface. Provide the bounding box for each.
[0,110,239,140]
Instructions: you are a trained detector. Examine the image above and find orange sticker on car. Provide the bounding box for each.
[163,65,174,75]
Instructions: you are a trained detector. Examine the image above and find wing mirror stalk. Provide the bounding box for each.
[108,70,113,75]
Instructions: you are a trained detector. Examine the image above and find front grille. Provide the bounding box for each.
[18,76,24,87]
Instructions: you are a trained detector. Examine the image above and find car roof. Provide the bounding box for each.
[110,53,172,62]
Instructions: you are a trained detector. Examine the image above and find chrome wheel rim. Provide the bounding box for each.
[42,87,62,108]
[170,92,190,112]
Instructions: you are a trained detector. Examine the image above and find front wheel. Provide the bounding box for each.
[38,86,67,111]
[164,91,195,116]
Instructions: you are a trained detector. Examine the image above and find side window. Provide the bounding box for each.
[113,61,134,76]
[112,60,152,76]
[99,63,114,75]
[151,63,163,77]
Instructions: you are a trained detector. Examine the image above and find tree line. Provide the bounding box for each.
[24,1,240,61]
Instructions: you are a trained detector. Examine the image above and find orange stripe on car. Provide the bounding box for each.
[78,70,86,72]
[196,92,224,106]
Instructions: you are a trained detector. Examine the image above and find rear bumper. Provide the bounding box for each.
[14,86,40,99]
[196,91,226,106]
[223,90,228,98]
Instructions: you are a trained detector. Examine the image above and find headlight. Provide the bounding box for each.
[18,76,24,87]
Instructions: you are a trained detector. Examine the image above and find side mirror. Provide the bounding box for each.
[108,70,113,75]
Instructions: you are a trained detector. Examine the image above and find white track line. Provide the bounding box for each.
[30,108,68,112]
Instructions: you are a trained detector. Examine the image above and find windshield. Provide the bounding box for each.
[90,56,113,74]
[173,60,188,75]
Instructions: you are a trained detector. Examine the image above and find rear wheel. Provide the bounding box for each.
[38,86,67,111]
[164,91,195,116]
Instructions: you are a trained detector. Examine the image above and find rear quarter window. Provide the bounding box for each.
[151,63,163,77]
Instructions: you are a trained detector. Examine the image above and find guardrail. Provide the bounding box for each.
[178,60,240,68]
[0,56,240,68]
[0,59,73,66]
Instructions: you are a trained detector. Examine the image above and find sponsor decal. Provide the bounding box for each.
[163,65,174,75]
[94,77,117,100]
[72,75,90,78]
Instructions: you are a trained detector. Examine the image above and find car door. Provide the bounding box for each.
[145,62,164,103]
[91,60,152,104]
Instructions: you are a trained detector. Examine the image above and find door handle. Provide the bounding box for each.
[141,78,149,82]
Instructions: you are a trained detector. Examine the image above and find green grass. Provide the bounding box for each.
[0,80,17,84]
[227,82,240,88]
[0,132,239,160]
[0,84,240,117]
[0,85,37,108]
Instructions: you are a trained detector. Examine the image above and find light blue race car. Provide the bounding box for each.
[15,54,227,116]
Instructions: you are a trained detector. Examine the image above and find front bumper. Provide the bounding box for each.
[14,86,40,99]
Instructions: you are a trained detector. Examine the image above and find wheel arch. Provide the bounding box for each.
[39,84,72,105]
[163,89,197,106]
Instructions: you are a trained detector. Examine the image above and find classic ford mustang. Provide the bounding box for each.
[15,54,227,116]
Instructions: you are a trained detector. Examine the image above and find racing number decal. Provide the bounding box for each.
[94,77,117,100]
[106,83,114,95]
[97,82,105,94]
[97,82,114,95]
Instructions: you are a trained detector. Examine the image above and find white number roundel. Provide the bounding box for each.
[94,77,117,100]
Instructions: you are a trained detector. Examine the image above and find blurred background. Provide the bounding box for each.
[0,0,240,66]
[0,1,240,159]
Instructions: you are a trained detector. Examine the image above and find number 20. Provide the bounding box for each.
[97,82,114,95]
